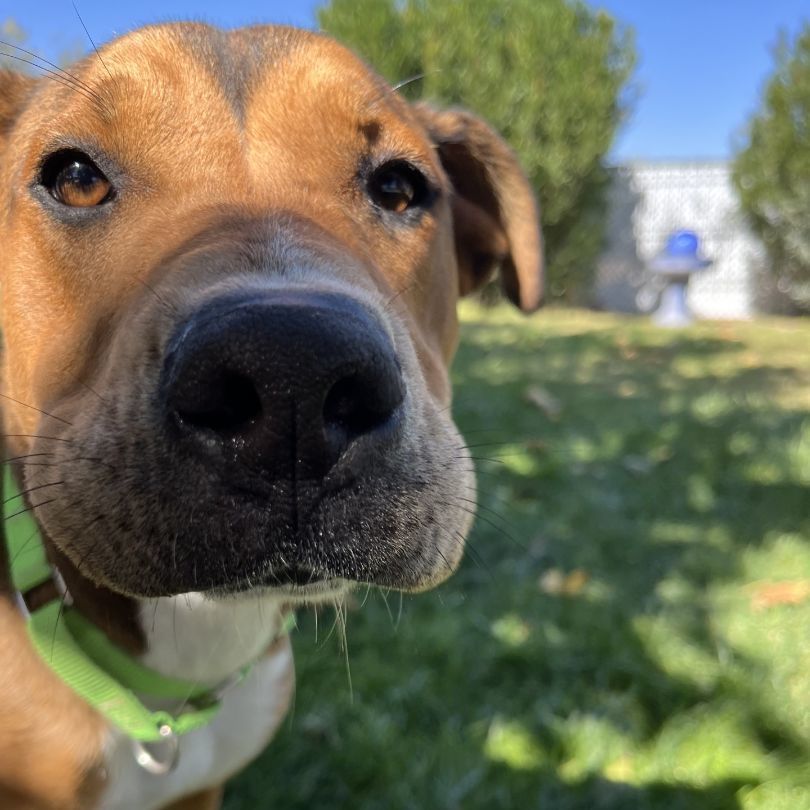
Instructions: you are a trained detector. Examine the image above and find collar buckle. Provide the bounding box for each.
[14,567,72,621]
[132,724,180,775]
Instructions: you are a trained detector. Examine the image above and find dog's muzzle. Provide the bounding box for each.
[159,291,405,576]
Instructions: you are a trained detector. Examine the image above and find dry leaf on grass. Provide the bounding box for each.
[525,385,562,419]
[539,568,589,596]
[748,580,810,611]
[522,439,548,453]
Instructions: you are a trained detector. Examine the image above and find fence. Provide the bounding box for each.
[593,161,770,319]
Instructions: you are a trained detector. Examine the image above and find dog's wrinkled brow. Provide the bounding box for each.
[171,26,301,123]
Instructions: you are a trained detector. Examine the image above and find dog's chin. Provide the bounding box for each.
[209,568,354,605]
[251,579,353,606]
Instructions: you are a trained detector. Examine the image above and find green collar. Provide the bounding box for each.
[3,465,294,751]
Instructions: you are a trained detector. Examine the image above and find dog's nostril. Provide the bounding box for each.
[175,372,262,434]
[163,293,406,476]
[323,371,404,448]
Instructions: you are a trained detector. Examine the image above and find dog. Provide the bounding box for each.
[0,22,542,809]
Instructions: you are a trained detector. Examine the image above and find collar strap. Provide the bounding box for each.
[3,466,294,743]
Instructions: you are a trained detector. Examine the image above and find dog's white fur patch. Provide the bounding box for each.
[137,591,288,684]
[98,592,294,809]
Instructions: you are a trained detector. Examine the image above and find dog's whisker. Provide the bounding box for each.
[445,524,493,578]
[316,602,342,650]
[382,278,418,313]
[8,530,41,565]
[0,51,106,109]
[378,588,396,629]
[71,2,114,82]
[368,69,436,106]
[61,512,105,576]
[458,466,501,482]
[49,587,70,661]
[0,434,74,444]
[0,39,97,94]
[454,455,507,465]
[462,544,492,577]
[76,379,109,405]
[392,72,427,93]
[2,480,64,506]
[0,392,72,426]
[437,498,526,551]
[333,597,353,702]
[413,511,485,577]
[133,275,180,315]
[40,510,105,662]
[24,456,118,473]
[255,592,266,631]
[359,583,372,609]
[430,538,458,575]
[9,499,85,566]
[1,452,54,464]
[450,492,518,533]
[458,441,513,450]
[457,448,531,458]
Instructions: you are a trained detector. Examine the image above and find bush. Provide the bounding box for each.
[318,0,635,303]
[733,24,810,313]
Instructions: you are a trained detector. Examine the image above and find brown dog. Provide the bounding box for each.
[0,23,541,809]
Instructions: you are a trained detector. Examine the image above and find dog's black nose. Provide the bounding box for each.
[162,291,405,480]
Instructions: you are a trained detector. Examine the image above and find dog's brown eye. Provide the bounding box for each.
[368,162,428,214]
[40,151,112,208]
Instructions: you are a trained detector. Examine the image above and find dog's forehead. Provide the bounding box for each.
[99,25,387,112]
[11,23,440,201]
[38,24,429,164]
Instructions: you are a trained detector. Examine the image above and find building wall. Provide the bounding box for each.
[594,161,767,319]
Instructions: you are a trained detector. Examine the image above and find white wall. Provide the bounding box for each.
[594,161,767,319]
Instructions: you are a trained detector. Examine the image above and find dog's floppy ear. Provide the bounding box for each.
[0,70,35,154]
[413,103,543,312]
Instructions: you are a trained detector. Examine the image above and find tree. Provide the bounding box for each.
[318,0,635,303]
[1,18,28,71]
[1,18,85,74]
[733,25,810,313]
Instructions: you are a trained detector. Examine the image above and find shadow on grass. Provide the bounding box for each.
[225,311,810,810]
[484,767,750,810]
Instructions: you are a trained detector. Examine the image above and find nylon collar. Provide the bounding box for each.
[3,465,293,746]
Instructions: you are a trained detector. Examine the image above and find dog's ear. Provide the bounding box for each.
[413,103,543,312]
[0,70,35,154]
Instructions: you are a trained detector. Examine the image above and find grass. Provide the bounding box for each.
[224,304,810,810]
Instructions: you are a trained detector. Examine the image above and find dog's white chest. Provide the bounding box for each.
[98,593,294,810]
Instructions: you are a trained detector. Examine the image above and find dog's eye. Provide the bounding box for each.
[368,162,428,214]
[40,151,113,208]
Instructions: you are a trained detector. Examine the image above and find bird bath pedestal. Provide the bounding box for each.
[649,230,712,328]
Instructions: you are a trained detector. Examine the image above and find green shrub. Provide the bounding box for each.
[318,0,635,303]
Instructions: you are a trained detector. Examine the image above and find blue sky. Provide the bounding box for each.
[3,1,808,161]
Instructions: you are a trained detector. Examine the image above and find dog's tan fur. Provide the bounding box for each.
[0,23,541,808]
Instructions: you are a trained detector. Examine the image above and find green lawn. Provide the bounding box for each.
[225,304,810,810]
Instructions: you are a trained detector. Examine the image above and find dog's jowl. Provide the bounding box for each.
[0,23,542,810]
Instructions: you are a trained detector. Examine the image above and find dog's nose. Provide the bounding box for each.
[162,292,405,480]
